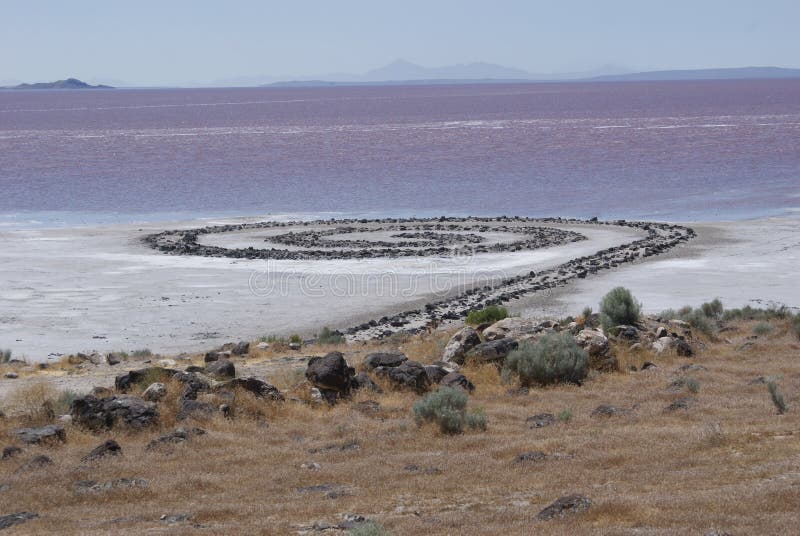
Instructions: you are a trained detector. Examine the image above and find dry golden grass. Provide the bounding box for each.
[0,319,798,534]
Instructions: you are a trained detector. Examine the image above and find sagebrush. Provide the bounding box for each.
[502,332,588,386]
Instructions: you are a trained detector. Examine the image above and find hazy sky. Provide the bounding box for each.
[2,0,798,85]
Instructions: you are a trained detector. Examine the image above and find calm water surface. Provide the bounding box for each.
[1,80,799,227]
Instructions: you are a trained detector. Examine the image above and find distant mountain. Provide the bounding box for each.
[362,59,531,81]
[4,78,113,90]
[590,66,800,82]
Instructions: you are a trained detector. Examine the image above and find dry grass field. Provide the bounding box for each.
[1,317,798,535]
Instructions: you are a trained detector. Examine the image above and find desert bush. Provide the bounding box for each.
[558,409,573,423]
[131,348,152,358]
[412,386,486,435]
[350,522,391,536]
[752,321,774,337]
[316,327,345,345]
[466,305,508,325]
[0,349,11,364]
[599,287,641,330]
[767,381,787,414]
[684,308,717,337]
[502,333,588,386]
[792,315,800,340]
[3,382,64,425]
[289,334,303,345]
[700,298,724,318]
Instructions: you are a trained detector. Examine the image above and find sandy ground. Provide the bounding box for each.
[0,217,643,361]
[514,215,800,318]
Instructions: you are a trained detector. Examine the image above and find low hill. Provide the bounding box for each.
[5,77,113,89]
[590,66,800,82]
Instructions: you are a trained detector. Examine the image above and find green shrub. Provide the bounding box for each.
[599,287,641,330]
[349,522,391,536]
[316,327,345,345]
[466,305,508,325]
[792,315,800,340]
[683,308,717,337]
[558,409,573,423]
[53,389,79,415]
[0,349,11,364]
[767,381,787,414]
[502,333,588,386]
[289,334,303,345]
[700,299,724,318]
[131,348,152,358]
[464,408,487,431]
[412,386,486,435]
[752,321,773,337]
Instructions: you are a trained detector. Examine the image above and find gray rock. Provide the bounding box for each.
[482,318,544,342]
[526,413,556,429]
[424,365,448,384]
[665,397,695,412]
[15,455,53,473]
[71,395,158,431]
[0,512,38,531]
[83,439,122,462]
[305,352,355,401]
[142,382,167,402]
[352,372,381,393]
[222,377,284,401]
[232,341,250,356]
[176,399,216,421]
[465,338,519,364]
[440,372,475,393]
[146,427,206,450]
[4,372,18,379]
[379,360,431,393]
[204,359,235,379]
[11,425,65,445]
[515,451,548,463]
[115,367,178,391]
[536,494,592,520]
[441,327,481,365]
[106,352,125,366]
[74,478,147,493]
[363,352,407,370]
[591,405,630,418]
[2,446,22,460]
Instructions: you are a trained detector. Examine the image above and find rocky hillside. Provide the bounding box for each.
[0,301,797,534]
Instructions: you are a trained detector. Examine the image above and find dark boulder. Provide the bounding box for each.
[204,351,220,363]
[424,365,449,384]
[71,395,158,431]
[465,338,519,364]
[11,425,65,445]
[176,399,216,421]
[675,339,693,357]
[115,367,177,392]
[536,494,592,520]
[0,512,38,531]
[2,446,23,460]
[379,360,430,393]
[231,341,250,356]
[362,352,407,371]
[352,372,381,393]
[82,439,122,462]
[223,377,284,401]
[305,352,355,400]
[440,372,475,393]
[204,359,235,379]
